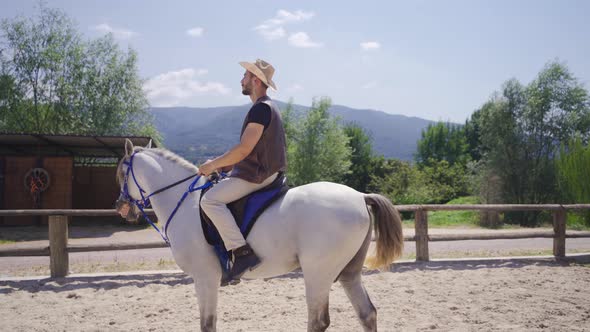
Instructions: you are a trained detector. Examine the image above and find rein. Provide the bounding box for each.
[120,151,219,244]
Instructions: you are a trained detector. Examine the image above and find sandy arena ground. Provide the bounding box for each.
[1,259,589,331]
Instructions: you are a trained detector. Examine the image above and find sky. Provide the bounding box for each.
[1,0,589,123]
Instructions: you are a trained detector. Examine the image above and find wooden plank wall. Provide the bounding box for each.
[1,156,73,225]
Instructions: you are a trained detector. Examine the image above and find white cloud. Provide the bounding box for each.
[360,41,381,51]
[186,27,204,37]
[264,9,315,26]
[144,68,230,107]
[93,23,137,39]
[362,81,378,89]
[254,9,314,41]
[288,32,323,48]
[254,26,286,41]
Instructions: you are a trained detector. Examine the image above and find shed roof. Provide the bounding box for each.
[0,133,156,158]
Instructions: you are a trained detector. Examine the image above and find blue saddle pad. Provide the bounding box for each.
[200,173,289,248]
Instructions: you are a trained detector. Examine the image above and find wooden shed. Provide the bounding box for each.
[0,133,156,225]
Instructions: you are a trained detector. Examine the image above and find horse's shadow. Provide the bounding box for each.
[1,256,586,295]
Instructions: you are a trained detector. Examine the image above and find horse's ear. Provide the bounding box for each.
[125,139,134,156]
[145,139,152,149]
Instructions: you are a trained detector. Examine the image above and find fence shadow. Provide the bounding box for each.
[383,256,588,274]
[0,223,151,242]
[0,272,193,295]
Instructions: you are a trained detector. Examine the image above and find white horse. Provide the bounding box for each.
[115,139,403,332]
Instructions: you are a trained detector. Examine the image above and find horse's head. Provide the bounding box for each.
[115,138,152,222]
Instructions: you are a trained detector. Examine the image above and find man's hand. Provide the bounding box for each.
[198,159,217,176]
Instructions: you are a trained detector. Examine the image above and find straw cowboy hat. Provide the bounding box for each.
[239,59,277,91]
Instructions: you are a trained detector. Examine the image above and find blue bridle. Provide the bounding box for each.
[119,151,217,244]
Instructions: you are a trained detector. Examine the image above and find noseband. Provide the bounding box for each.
[119,152,153,210]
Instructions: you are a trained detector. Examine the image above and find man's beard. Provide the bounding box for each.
[242,87,251,95]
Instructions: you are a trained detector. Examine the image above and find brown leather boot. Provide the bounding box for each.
[230,244,261,280]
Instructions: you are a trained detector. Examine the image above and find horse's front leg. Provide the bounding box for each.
[194,277,220,332]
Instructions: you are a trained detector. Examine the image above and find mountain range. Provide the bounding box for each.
[149,101,437,163]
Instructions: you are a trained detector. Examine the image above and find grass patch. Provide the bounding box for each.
[400,196,590,230]
[0,239,16,245]
[402,196,482,228]
[567,212,590,230]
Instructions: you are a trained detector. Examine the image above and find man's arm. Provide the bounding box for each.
[198,122,264,175]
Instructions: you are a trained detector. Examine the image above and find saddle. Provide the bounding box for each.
[199,172,290,248]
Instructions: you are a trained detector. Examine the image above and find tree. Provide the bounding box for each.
[0,4,158,140]
[556,137,590,225]
[368,156,468,205]
[415,122,469,166]
[342,123,374,192]
[367,158,414,202]
[419,159,470,202]
[281,99,299,164]
[283,97,351,186]
[464,109,483,161]
[478,61,590,226]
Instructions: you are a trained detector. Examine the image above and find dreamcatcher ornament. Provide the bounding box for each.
[24,168,51,208]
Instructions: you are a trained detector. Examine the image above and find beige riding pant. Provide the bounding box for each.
[200,173,278,251]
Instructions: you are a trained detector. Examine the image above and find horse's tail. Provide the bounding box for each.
[364,194,404,269]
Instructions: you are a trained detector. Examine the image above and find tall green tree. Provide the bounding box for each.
[281,99,299,162]
[415,122,469,166]
[0,4,158,140]
[556,137,590,225]
[283,97,351,186]
[342,123,374,192]
[464,109,482,161]
[478,82,526,202]
[478,61,590,226]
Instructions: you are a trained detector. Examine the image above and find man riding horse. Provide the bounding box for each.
[115,59,403,331]
[198,59,287,281]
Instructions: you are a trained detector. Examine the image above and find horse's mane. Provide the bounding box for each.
[116,147,199,185]
[138,147,199,172]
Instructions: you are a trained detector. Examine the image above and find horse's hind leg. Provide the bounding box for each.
[339,224,377,332]
[303,276,332,332]
[340,275,377,331]
[301,256,338,332]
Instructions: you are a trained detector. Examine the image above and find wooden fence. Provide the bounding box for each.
[395,204,590,261]
[1,205,590,278]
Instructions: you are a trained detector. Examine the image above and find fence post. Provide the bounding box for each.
[415,209,429,261]
[552,210,566,258]
[49,215,69,277]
